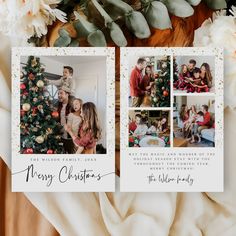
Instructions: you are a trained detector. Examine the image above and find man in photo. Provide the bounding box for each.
[191,105,211,143]
[187,59,197,78]
[48,66,75,96]
[56,86,74,154]
[130,58,147,107]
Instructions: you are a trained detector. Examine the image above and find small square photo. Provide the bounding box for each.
[173,56,215,94]
[128,110,171,148]
[129,56,171,108]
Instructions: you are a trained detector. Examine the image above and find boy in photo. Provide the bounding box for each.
[129,114,142,134]
[48,66,75,96]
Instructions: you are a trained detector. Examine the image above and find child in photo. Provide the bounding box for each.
[48,66,76,96]
[186,68,208,93]
[65,102,101,154]
[133,117,148,137]
[147,120,158,134]
[66,98,83,153]
[174,64,190,90]
[129,114,141,134]
[188,111,204,143]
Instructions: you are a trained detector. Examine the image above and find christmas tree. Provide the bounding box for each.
[151,56,171,107]
[173,56,179,87]
[20,56,64,154]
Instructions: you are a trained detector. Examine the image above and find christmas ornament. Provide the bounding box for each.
[22,103,31,111]
[153,97,158,103]
[20,83,26,90]
[37,80,44,88]
[163,90,169,96]
[20,71,24,79]
[20,110,25,117]
[46,128,53,135]
[32,107,37,116]
[47,149,54,154]
[28,73,35,80]
[33,97,38,103]
[24,148,33,154]
[35,135,44,144]
[51,111,59,118]
[37,104,43,110]
[162,86,165,90]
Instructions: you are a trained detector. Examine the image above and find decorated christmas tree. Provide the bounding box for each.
[173,56,179,87]
[151,56,171,107]
[20,56,64,154]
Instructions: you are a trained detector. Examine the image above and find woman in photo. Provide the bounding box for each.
[179,104,189,135]
[65,102,101,154]
[66,98,83,153]
[200,63,213,89]
[158,116,168,133]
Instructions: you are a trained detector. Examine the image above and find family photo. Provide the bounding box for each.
[129,110,170,148]
[20,55,107,154]
[173,96,215,147]
[129,56,171,108]
[173,56,214,93]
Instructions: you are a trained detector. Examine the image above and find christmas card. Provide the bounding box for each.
[11,47,115,192]
[120,47,224,192]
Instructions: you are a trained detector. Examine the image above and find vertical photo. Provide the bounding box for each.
[173,56,215,93]
[128,110,171,148]
[173,95,215,147]
[20,55,108,155]
[129,56,171,108]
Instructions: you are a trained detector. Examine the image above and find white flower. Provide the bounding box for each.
[194,7,236,110]
[0,0,67,40]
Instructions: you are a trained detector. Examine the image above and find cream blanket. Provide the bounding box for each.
[0,33,236,236]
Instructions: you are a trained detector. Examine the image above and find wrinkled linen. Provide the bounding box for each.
[1,23,236,236]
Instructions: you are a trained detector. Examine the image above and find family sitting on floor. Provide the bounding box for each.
[179,104,214,144]
[129,114,169,137]
[174,59,213,93]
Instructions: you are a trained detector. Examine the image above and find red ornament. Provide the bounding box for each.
[163,90,169,96]
[129,137,134,143]
[154,73,159,78]
[28,73,35,80]
[20,83,26,90]
[20,109,25,117]
[51,111,59,118]
[32,107,37,115]
[24,148,33,154]
[47,149,54,154]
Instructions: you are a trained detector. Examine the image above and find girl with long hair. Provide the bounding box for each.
[200,63,213,88]
[65,102,101,154]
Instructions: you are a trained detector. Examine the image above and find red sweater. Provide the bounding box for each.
[197,112,211,126]
[130,66,145,97]
[74,126,97,149]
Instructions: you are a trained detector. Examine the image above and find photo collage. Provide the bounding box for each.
[127,53,216,149]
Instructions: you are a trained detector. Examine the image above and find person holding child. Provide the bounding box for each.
[190,105,211,143]
[65,102,101,154]
[56,86,73,154]
[48,66,75,96]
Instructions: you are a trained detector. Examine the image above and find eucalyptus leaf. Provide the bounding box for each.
[102,0,133,14]
[69,39,79,47]
[90,0,112,26]
[73,11,98,38]
[204,0,227,9]
[143,1,172,29]
[54,29,71,47]
[161,0,194,17]
[186,0,201,6]
[125,11,151,38]
[89,0,127,47]
[87,30,107,47]
[108,22,127,46]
